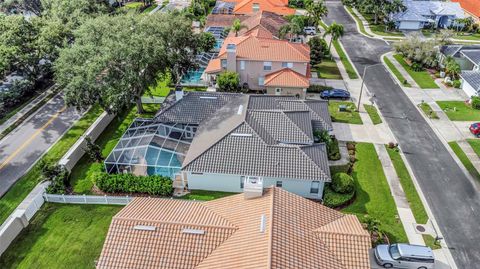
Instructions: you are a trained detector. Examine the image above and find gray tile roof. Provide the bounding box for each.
[154,91,243,124]
[183,123,330,181]
[461,50,480,66]
[461,71,480,92]
[440,45,463,57]
[393,0,464,22]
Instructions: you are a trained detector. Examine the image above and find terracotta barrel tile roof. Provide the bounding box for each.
[452,0,480,18]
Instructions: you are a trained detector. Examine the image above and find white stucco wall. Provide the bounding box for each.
[186,172,325,199]
[462,79,479,97]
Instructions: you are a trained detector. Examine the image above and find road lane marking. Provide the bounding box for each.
[0,106,67,171]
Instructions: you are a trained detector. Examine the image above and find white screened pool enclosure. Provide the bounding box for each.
[104,119,195,178]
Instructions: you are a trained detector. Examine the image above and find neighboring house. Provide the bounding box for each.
[215,0,295,15]
[228,11,287,38]
[438,45,480,69]
[451,0,480,22]
[460,70,480,97]
[391,0,465,30]
[104,92,333,200]
[205,35,310,98]
[96,187,371,269]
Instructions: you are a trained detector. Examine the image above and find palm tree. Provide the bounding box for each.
[306,0,328,29]
[444,56,461,80]
[279,16,304,40]
[324,22,344,52]
[231,19,248,37]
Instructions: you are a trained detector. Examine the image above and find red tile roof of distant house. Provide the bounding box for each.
[233,0,295,15]
[451,0,480,19]
[264,68,310,88]
[96,187,371,269]
[229,11,288,38]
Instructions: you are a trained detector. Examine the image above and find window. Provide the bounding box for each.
[275,88,281,93]
[252,3,259,12]
[240,176,245,188]
[258,76,265,86]
[276,181,282,187]
[282,62,293,68]
[221,59,227,68]
[263,61,272,71]
[310,181,320,194]
[240,60,245,70]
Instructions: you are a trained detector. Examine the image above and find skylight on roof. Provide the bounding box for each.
[237,105,243,115]
[134,225,156,231]
[230,133,252,137]
[182,228,205,235]
[200,96,218,99]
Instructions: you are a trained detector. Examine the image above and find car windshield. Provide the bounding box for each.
[389,244,401,260]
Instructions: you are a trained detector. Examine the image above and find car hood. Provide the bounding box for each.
[375,245,395,263]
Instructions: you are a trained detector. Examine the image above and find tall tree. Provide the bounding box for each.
[324,22,344,52]
[279,16,304,40]
[306,0,328,29]
[231,18,248,37]
[0,0,42,15]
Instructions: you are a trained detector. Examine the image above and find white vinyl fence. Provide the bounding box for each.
[43,194,133,205]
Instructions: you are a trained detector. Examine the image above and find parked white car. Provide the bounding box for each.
[304,26,317,35]
[374,244,435,269]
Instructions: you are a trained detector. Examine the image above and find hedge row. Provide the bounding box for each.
[94,172,173,196]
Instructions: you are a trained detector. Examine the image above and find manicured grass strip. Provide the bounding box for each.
[143,3,158,13]
[359,11,404,37]
[437,101,480,121]
[315,58,342,79]
[418,102,439,119]
[328,101,363,124]
[0,105,104,224]
[0,203,121,269]
[449,141,480,182]
[363,104,382,124]
[70,104,161,194]
[0,89,59,140]
[467,139,480,156]
[393,54,439,89]
[383,56,411,87]
[181,190,236,201]
[319,20,328,30]
[332,40,358,79]
[345,6,372,37]
[342,143,408,243]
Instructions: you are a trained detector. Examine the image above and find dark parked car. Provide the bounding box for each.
[470,123,480,137]
[320,89,351,100]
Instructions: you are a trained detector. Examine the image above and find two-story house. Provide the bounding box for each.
[205,35,311,98]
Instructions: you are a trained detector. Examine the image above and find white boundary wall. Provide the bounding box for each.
[43,194,132,205]
[59,111,116,171]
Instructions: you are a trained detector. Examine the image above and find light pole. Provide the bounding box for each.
[357,63,383,111]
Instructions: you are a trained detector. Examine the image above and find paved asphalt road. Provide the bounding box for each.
[324,1,480,267]
[0,92,82,197]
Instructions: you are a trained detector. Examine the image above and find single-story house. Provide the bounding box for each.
[439,45,480,70]
[460,70,480,96]
[96,186,371,269]
[392,0,465,30]
[104,92,333,200]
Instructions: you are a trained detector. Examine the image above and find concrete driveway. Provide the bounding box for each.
[324,1,480,267]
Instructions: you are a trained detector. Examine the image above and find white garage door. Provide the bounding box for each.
[399,21,422,30]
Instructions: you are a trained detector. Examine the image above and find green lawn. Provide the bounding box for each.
[124,1,144,9]
[383,56,411,87]
[363,104,382,124]
[418,102,439,119]
[449,141,480,182]
[437,101,480,121]
[328,101,363,124]
[142,3,158,13]
[315,58,342,79]
[422,30,480,41]
[181,190,236,201]
[0,105,104,224]
[70,104,161,194]
[345,6,373,37]
[467,139,480,157]
[358,11,404,37]
[332,39,359,79]
[393,54,439,89]
[342,143,407,243]
[319,20,328,30]
[0,203,121,269]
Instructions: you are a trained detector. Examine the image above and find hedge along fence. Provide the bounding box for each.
[94,173,173,196]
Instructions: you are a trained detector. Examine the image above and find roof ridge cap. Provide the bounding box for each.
[114,217,239,229]
[266,187,275,269]
[298,144,331,180]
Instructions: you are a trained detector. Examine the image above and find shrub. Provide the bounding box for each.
[331,172,354,194]
[217,71,239,92]
[411,62,423,71]
[328,138,341,160]
[307,85,332,93]
[94,172,173,196]
[83,136,103,162]
[40,161,70,194]
[472,96,480,110]
[323,185,354,208]
[308,36,329,65]
[452,79,461,89]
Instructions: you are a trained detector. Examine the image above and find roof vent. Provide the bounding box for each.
[182,228,205,235]
[237,105,244,115]
[231,133,252,137]
[133,225,156,231]
[200,96,218,100]
[260,214,266,233]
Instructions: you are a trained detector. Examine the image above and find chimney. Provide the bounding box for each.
[175,85,184,101]
[226,44,237,72]
[243,176,264,199]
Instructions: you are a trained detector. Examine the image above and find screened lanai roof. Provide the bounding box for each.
[104,119,193,177]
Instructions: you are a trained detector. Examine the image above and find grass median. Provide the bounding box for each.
[418,102,439,119]
[363,104,382,124]
[332,40,359,79]
[344,6,372,37]
[383,56,411,87]
[0,105,104,224]
[393,54,439,89]
[449,141,480,182]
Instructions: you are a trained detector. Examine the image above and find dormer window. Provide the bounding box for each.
[252,3,259,12]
